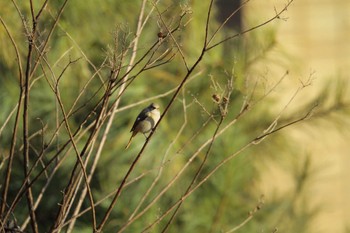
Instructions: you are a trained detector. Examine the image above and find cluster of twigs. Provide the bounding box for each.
[0,0,313,232]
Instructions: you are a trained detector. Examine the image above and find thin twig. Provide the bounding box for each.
[206,0,294,51]
[203,0,214,46]
[95,1,151,230]
[154,4,189,71]
[53,75,98,231]
[142,80,315,231]
[0,14,24,221]
[142,105,311,231]
[206,0,250,47]
[161,116,224,232]
[22,0,39,231]
[224,196,264,233]
[119,90,189,233]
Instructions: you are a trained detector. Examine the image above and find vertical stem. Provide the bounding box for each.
[22,26,39,233]
[94,0,149,231]
[50,80,114,232]
[0,96,22,222]
[160,117,224,232]
[0,16,24,224]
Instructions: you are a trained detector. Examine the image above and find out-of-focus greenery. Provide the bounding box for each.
[0,1,332,232]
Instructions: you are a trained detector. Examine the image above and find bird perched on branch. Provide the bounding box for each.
[125,103,160,149]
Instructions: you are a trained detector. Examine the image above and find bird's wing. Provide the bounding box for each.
[130,108,149,132]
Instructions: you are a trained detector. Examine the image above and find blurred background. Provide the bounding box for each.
[0,0,349,232]
[244,0,350,232]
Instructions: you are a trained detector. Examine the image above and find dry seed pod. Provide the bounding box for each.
[212,94,220,103]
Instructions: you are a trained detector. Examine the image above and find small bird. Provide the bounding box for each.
[125,103,160,149]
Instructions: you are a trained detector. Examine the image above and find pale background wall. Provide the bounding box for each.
[246,0,350,232]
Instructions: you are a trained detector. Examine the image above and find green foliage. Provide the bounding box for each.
[2,1,346,233]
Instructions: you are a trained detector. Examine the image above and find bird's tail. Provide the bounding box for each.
[125,135,134,149]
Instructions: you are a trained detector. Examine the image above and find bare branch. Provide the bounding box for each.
[206,0,250,47]
[206,0,294,51]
